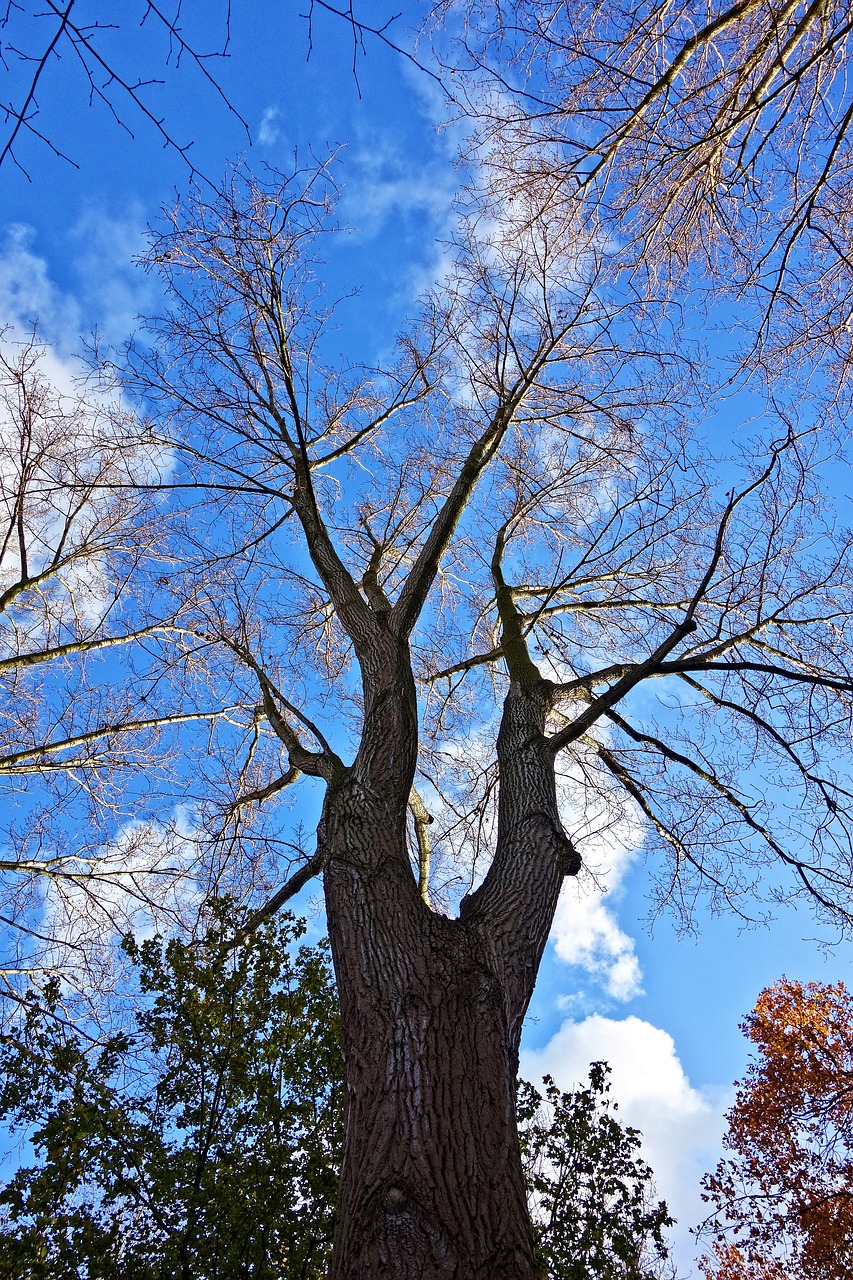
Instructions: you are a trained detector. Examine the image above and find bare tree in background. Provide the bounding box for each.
[0,334,247,1012]
[439,0,853,389]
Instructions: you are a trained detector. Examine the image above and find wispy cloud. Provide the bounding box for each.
[0,224,82,352]
[258,105,283,147]
[0,210,155,352]
[68,204,157,344]
[342,129,458,239]
[41,812,203,958]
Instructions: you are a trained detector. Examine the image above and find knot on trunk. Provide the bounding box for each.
[376,1183,458,1276]
[558,832,581,877]
[525,811,580,877]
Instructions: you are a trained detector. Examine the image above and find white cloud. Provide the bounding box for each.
[41,813,203,958]
[563,914,641,1000]
[0,224,82,351]
[550,753,647,1000]
[521,1014,730,1276]
[258,105,283,147]
[0,326,172,631]
[551,876,644,1000]
[0,212,155,352]
[14,813,206,1019]
[68,205,156,344]
[343,130,458,239]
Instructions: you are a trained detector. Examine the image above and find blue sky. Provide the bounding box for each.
[2,3,852,1272]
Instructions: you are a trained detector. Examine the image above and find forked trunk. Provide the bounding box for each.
[325,854,539,1280]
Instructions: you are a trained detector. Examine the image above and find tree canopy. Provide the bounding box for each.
[0,905,343,1280]
[519,1066,673,1280]
[444,0,853,385]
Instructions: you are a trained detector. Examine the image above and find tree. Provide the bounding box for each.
[0,903,344,1280]
[0,908,673,1280]
[0,332,244,1017]
[519,1065,674,1280]
[699,978,853,1280]
[440,0,853,374]
[86,151,853,1278]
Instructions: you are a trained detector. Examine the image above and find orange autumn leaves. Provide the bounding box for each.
[701,979,853,1280]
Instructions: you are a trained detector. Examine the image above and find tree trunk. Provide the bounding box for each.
[315,634,566,1278]
[325,846,539,1280]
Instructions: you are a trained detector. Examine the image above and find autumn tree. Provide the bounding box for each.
[699,978,853,1280]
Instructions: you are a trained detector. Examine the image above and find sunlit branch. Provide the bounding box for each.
[428,644,504,683]
[581,0,769,180]
[310,355,442,470]
[0,857,188,878]
[409,786,434,905]
[224,767,302,815]
[1,549,103,612]
[0,709,231,773]
[0,623,180,674]
[219,634,342,780]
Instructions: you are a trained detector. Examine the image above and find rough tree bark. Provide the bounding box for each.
[321,628,576,1279]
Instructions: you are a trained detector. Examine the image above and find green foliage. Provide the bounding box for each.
[0,903,343,1280]
[518,1062,674,1280]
